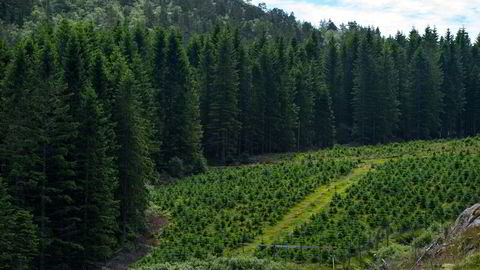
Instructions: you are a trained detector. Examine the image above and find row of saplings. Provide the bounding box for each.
[137,158,357,265]
[255,153,480,265]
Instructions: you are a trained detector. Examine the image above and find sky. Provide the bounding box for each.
[250,0,480,37]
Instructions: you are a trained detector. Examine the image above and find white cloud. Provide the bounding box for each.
[250,0,480,37]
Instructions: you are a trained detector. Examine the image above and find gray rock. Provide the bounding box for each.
[451,203,480,236]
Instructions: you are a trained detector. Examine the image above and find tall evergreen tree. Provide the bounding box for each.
[207,28,240,163]
[0,39,10,81]
[377,47,400,141]
[338,28,359,143]
[439,30,465,137]
[199,38,216,156]
[234,32,254,155]
[352,29,380,144]
[0,177,38,269]
[312,60,335,148]
[407,47,443,139]
[150,28,167,170]
[274,37,297,152]
[456,28,476,136]
[162,30,204,170]
[292,48,314,150]
[110,51,154,242]
[390,33,409,139]
[325,36,343,143]
[33,36,79,270]
[77,85,119,267]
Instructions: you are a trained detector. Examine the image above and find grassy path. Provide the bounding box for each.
[230,159,386,256]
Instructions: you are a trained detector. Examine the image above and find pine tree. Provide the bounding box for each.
[91,50,112,110]
[200,38,216,157]
[274,37,297,152]
[110,51,154,242]
[0,177,38,269]
[33,36,79,270]
[338,28,359,143]
[312,61,335,148]
[188,35,203,69]
[292,48,314,150]
[390,33,409,139]
[407,47,443,139]
[77,85,119,266]
[0,40,40,270]
[456,28,476,136]
[162,30,204,170]
[439,30,465,137]
[262,41,282,153]
[325,36,343,144]
[150,28,167,170]
[207,28,240,163]
[234,32,254,155]
[0,39,10,81]
[469,36,480,135]
[352,29,380,144]
[377,47,400,141]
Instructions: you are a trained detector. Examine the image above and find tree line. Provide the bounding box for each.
[0,17,479,269]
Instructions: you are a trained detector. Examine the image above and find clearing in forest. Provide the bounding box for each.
[231,159,386,256]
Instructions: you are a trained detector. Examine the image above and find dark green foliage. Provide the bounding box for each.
[110,52,154,241]
[2,2,480,268]
[312,84,335,148]
[352,29,380,144]
[161,31,203,171]
[406,47,443,139]
[440,30,465,137]
[257,138,480,264]
[206,28,240,163]
[0,177,38,269]
[77,86,119,265]
[139,158,356,264]
[0,39,10,80]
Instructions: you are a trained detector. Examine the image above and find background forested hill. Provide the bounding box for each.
[0,0,480,269]
[0,0,317,43]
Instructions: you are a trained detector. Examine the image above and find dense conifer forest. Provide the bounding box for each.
[0,0,479,269]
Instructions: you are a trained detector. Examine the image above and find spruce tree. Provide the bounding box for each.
[407,47,443,139]
[110,51,154,242]
[33,36,79,270]
[162,30,204,171]
[150,28,167,170]
[77,85,119,266]
[377,47,400,141]
[352,29,380,144]
[455,28,475,136]
[325,36,343,144]
[312,62,335,148]
[274,37,297,152]
[234,32,254,155]
[0,177,38,269]
[390,33,409,139]
[0,39,10,81]
[338,29,359,143]
[439,30,465,137]
[262,41,282,153]
[207,28,240,163]
[292,48,314,150]
[199,38,216,157]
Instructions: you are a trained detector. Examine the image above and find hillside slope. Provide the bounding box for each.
[135,137,480,269]
[0,0,314,43]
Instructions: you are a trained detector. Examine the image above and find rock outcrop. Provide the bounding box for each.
[451,203,480,236]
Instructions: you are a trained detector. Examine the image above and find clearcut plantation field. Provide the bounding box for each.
[136,137,480,269]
